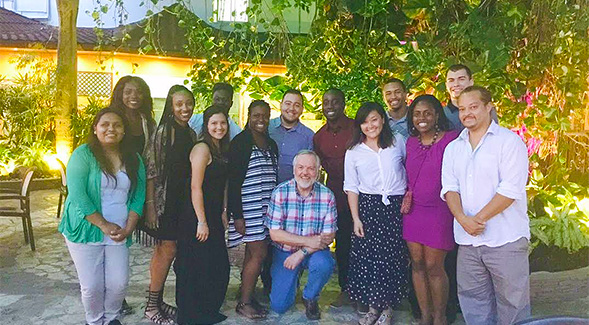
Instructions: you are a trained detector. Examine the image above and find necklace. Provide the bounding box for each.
[418,129,439,150]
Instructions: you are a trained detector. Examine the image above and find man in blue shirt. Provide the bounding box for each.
[188,82,242,139]
[268,89,315,184]
[382,78,409,139]
[262,89,314,296]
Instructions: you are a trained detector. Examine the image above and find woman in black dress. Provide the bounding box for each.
[175,105,231,325]
[109,76,156,157]
[109,75,156,315]
[143,85,197,324]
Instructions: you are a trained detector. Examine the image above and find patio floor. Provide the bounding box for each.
[0,190,587,324]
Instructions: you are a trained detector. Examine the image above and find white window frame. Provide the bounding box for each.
[212,0,248,23]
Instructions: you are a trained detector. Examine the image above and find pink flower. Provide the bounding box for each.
[524,93,533,107]
[512,124,527,142]
[518,91,534,107]
[526,137,542,156]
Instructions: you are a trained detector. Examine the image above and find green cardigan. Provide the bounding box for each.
[58,144,146,246]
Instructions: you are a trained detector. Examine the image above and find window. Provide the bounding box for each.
[212,0,248,22]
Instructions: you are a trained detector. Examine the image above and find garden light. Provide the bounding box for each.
[43,153,61,171]
[0,159,16,176]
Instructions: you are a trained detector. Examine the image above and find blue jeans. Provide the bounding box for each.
[270,246,335,313]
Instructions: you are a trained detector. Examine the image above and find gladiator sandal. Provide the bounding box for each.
[144,290,175,325]
[158,289,177,320]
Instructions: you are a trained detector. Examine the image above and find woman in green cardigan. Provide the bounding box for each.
[58,108,146,325]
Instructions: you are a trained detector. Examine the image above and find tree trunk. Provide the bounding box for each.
[55,0,79,159]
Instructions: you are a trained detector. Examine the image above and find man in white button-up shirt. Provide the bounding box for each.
[441,86,530,325]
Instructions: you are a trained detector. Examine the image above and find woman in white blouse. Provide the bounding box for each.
[344,102,409,325]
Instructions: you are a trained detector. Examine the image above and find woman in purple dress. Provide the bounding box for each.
[402,95,458,325]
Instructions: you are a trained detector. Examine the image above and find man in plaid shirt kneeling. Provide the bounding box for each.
[266,150,338,320]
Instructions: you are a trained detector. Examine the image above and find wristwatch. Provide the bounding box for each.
[300,247,309,256]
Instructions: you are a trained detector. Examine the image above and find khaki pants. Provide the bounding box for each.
[457,238,530,325]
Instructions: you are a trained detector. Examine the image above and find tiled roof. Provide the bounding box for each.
[0,5,283,62]
[0,7,115,50]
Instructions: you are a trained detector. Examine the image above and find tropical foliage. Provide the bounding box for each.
[0,55,56,176]
[117,0,589,252]
[4,0,587,252]
[0,55,108,177]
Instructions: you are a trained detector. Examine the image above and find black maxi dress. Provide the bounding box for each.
[175,154,230,325]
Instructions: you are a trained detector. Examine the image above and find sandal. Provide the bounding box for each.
[145,291,175,325]
[375,312,393,325]
[160,301,177,319]
[250,298,269,316]
[236,302,267,320]
[359,311,380,325]
[144,308,175,325]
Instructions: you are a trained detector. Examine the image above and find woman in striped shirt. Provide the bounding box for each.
[227,100,278,320]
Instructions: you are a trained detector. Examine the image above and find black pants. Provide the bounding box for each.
[334,208,353,291]
[261,245,273,293]
[408,246,459,322]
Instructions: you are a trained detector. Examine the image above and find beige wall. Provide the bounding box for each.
[0,47,287,126]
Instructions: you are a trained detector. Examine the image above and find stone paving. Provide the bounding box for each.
[0,190,587,325]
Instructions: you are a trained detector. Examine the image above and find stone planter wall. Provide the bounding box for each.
[529,244,589,272]
[0,177,61,192]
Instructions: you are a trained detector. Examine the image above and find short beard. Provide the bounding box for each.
[295,177,315,190]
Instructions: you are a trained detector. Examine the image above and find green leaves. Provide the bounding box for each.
[0,55,57,176]
[136,1,589,256]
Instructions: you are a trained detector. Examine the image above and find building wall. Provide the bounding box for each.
[0,47,287,125]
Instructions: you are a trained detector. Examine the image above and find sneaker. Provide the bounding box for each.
[356,302,369,315]
[108,320,123,325]
[330,291,352,308]
[303,298,321,320]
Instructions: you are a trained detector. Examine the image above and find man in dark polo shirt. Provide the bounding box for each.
[313,88,355,308]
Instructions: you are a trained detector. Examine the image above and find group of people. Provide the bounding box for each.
[58,63,531,325]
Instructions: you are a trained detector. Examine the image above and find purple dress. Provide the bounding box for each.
[402,131,458,251]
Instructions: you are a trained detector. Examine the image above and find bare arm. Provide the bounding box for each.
[269,229,332,253]
[86,213,120,235]
[271,229,334,270]
[474,194,515,223]
[110,211,140,242]
[445,191,466,221]
[445,191,485,236]
[144,178,157,228]
[347,191,364,237]
[190,143,212,241]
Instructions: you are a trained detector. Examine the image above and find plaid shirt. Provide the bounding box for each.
[266,179,338,252]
